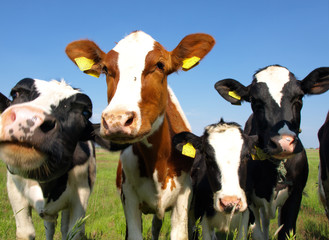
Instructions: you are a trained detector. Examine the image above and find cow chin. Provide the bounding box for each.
[0,142,47,171]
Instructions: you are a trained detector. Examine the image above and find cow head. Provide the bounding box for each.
[173,120,256,213]
[0,78,97,182]
[66,31,215,144]
[215,65,329,159]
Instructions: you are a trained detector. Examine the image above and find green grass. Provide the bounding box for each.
[0,149,328,239]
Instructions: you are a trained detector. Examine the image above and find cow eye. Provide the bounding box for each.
[156,62,165,71]
[82,109,92,119]
[102,66,108,74]
[11,91,19,99]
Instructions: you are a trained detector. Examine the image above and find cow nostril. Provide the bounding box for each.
[40,119,56,133]
[125,113,135,127]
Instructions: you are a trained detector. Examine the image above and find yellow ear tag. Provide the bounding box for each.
[182,142,196,158]
[182,56,201,70]
[252,146,268,161]
[86,71,100,78]
[74,57,95,71]
[228,91,241,100]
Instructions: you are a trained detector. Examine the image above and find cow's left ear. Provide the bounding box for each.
[0,92,10,113]
[169,33,215,73]
[301,67,329,95]
[172,131,201,159]
[214,79,251,105]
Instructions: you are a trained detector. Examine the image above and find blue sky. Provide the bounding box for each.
[0,0,328,147]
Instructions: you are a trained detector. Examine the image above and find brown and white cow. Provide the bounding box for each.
[318,111,329,219]
[0,78,110,240]
[66,31,215,239]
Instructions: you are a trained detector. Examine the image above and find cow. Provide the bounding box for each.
[214,65,329,239]
[173,119,256,240]
[65,31,215,239]
[318,111,329,219]
[0,78,113,240]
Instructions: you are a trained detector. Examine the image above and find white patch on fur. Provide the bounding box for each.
[103,31,156,133]
[33,79,80,113]
[168,86,191,131]
[255,66,290,107]
[206,124,247,211]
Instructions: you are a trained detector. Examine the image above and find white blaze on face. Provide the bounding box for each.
[255,66,290,107]
[103,31,156,132]
[32,79,80,114]
[206,124,245,200]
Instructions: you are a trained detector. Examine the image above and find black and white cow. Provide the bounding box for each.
[0,78,108,240]
[318,111,329,219]
[214,65,329,239]
[173,120,256,240]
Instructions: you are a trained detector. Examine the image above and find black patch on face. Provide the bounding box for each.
[10,78,40,105]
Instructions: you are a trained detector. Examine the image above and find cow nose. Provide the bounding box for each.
[219,196,241,213]
[101,111,137,136]
[270,134,297,154]
[0,106,46,142]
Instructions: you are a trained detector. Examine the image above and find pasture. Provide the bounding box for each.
[0,148,328,239]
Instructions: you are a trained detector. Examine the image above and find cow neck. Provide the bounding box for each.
[133,113,171,181]
[133,94,191,184]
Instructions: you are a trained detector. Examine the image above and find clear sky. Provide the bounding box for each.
[0,0,328,148]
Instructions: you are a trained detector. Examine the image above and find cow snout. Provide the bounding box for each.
[219,196,242,213]
[0,106,48,142]
[101,111,137,139]
[269,134,298,159]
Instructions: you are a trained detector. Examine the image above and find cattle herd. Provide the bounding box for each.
[0,31,328,240]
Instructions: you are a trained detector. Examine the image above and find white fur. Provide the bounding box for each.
[206,124,247,211]
[7,141,95,240]
[168,86,191,131]
[250,186,289,240]
[32,79,80,114]
[255,66,290,107]
[103,31,156,134]
[120,146,192,240]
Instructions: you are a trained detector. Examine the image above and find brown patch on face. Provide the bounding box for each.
[104,50,120,103]
[135,44,170,137]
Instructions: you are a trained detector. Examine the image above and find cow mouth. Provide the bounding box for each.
[0,141,47,171]
[102,132,149,144]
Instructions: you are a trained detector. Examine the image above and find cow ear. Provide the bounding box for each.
[65,40,106,78]
[172,131,201,159]
[169,33,215,73]
[0,92,10,113]
[301,67,329,95]
[214,79,250,105]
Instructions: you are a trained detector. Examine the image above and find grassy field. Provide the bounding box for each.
[0,148,328,239]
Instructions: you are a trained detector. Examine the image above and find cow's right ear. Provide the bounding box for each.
[0,92,10,113]
[214,79,250,105]
[65,40,106,78]
[172,131,201,159]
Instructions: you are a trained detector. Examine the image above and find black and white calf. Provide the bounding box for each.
[173,120,256,240]
[0,78,102,240]
[318,111,329,219]
[215,65,329,239]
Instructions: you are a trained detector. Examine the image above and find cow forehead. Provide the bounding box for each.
[206,124,244,165]
[255,66,290,107]
[104,32,157,116]
[113,31,156,69]
[31,79,80,112]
